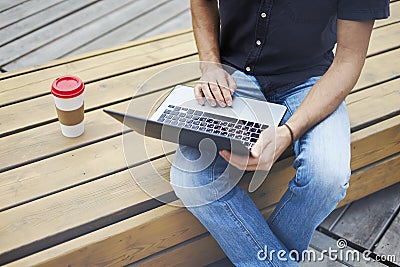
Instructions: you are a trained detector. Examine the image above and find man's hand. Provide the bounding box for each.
[195,65,237,107]
[219,126,292,171]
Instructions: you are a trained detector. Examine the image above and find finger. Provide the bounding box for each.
[217,81,233,107]
[200,83,216,106]
[219,150,256,170]
[194,84,205,105]
[208,82,227,107]
[251,128,273,157]
[227,74,238,92]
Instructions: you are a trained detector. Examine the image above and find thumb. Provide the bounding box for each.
[251,142,261,158]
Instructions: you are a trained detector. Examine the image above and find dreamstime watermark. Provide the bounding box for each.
[257,238,397,263]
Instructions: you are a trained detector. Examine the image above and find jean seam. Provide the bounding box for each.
[223,201,277,267]
[209,161,219,202]
[269,191,294,226]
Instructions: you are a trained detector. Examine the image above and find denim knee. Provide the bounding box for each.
[291,154,351,205]
[170,145,238,207]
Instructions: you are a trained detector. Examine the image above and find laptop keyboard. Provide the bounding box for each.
[156,105,268,149]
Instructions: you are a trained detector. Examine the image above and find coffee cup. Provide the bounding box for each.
[51,75,85,138]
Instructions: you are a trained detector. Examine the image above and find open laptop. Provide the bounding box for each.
[104,85,287,156]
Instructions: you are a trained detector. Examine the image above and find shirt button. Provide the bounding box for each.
[256,40,261,46]
[245,66,251,72]
[261,12,267,18]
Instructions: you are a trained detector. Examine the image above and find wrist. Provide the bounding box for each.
[277,125,293,149]
[199,60,222,74]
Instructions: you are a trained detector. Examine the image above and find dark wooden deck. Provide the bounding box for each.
[0,1,399,266]
[0,0,191,71]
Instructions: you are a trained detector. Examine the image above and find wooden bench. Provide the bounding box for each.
[0,2,399,265]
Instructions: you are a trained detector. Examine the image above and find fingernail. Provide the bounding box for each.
[219,101,226,107]
[227,100,232,106]
[210,100,216,106]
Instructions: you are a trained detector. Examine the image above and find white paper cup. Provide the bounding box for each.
[51,76,85,138]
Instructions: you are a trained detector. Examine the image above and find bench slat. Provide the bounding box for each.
[0,32,196,107]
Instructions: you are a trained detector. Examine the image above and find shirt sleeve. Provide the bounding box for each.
[337,0,390,20]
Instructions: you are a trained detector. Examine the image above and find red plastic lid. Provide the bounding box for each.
[51,75,84,98]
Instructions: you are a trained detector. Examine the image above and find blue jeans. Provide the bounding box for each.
[170,71,351,266]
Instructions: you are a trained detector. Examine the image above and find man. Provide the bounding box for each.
[170,0,389,266]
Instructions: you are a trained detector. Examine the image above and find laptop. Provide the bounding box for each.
[104,85,287,156]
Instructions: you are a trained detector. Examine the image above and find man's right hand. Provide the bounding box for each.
[194,66,237,107]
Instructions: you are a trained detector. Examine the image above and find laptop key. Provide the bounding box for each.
[194,110,203,116]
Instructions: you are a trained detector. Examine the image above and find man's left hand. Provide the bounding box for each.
[219,126,292,171]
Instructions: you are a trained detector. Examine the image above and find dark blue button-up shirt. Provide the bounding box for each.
[219,0,390,96]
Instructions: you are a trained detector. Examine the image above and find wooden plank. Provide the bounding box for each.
[330,183,400,250]
[0,132,176,212]
[367,23,400,56]
[0,0,132,68]
[134,234,226,267]
[374,2,400,28]
[355,48,400,90]
[0,28,192,79]
[350,115,400,170]
[346,78,400,133]
[0,0,29,13]
[4,0,171,70]
[0,154,178,265]
[3,154,399,267]
[300,251,349,267]
[319,205,349,231]
[374,212,400,265]
[0,32,196,106]
[70,0,190,55]
[139,7,191,40]
[0,0,101,47]
[339,154,400,208]
[205,258,234,267]
[0,0,64,29]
